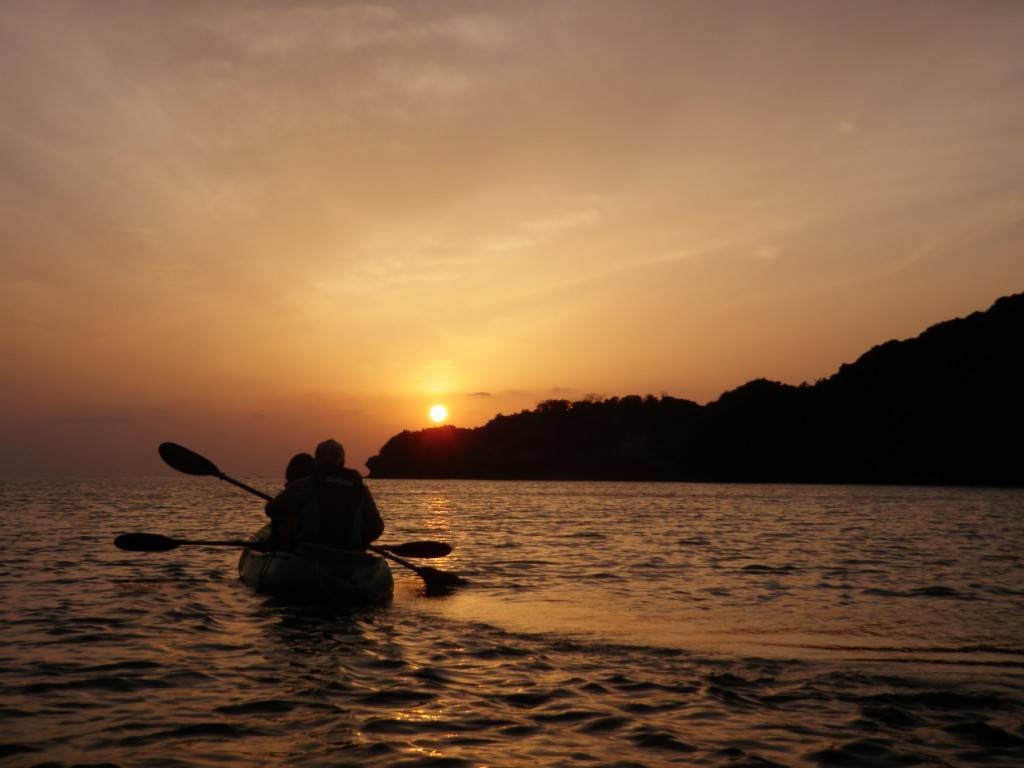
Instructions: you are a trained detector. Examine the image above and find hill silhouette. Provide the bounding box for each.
[366,293,1024,485]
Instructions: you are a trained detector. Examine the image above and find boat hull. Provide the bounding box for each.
[238,525,393,605]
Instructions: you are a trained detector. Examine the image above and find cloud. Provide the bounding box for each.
[60,414,134,426]
[330,233,483,296]
[381,62,475,101]
[754,246,781,261]
[216,5,512,56]
[522,209,600,234]
[482,207,603,254]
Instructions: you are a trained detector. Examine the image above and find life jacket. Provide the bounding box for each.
[313,466,366,547]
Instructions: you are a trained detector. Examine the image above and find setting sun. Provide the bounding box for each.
[429,404,448,423]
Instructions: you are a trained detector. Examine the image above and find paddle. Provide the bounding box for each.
[159,442,272,500]
[115,531,451,558]
[115,533,256,552]
[155,442,466,592]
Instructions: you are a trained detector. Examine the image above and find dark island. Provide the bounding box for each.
[367,293,1024,486]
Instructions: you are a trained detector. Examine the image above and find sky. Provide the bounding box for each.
[2,1,1023,477]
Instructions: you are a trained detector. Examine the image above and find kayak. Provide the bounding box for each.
[238,525,394,605]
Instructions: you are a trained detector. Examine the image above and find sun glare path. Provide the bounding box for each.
[429,404,448,423]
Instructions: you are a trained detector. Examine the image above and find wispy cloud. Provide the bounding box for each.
[482,207,602,254]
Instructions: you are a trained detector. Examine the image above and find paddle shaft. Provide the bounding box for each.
[173,538,254,547]
[114,532,267,552]
[370,545,419,572]
[218,474,272,502]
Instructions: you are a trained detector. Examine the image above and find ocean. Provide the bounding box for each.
[1,478,1022,766]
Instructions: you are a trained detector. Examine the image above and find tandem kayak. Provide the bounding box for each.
[238,525,394,605]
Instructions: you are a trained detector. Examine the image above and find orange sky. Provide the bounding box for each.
[2,2,1023,477]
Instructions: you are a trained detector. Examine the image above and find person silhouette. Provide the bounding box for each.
[264,439,384,550]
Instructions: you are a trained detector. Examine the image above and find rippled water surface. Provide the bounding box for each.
[1,478,1023,766]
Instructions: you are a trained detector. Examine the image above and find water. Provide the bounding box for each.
[1,479,1023,766]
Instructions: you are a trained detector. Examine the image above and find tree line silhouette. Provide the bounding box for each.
[366,293,1024,485]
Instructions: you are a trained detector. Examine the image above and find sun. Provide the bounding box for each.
[429,404,448,423]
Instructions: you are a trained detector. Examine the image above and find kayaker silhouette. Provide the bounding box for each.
[265,439,384,551]
[264,452,315,548]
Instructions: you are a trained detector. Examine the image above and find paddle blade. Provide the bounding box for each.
[383,541,452,558]
[114,533,180,552]
[159,442,220,476]
[418,566,468,596]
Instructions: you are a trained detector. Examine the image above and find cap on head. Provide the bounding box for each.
[315,438,345,467]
